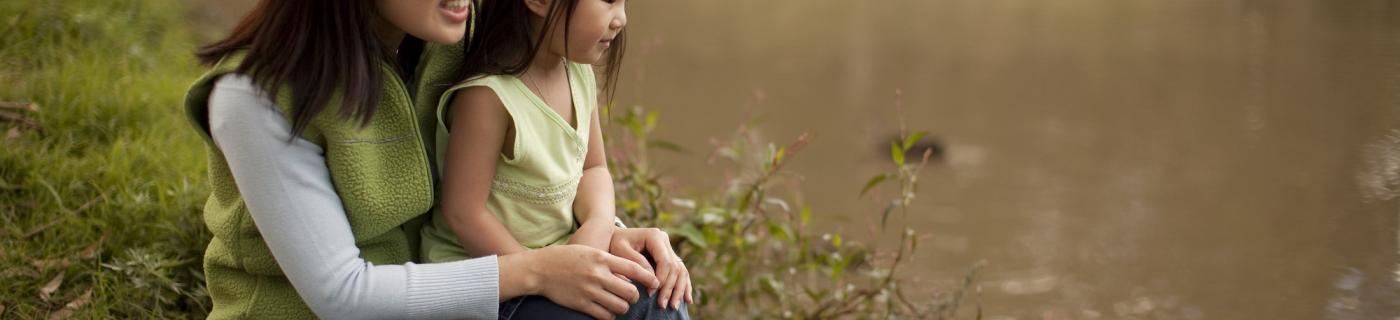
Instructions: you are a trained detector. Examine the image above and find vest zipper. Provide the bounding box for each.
[384,66,435,206]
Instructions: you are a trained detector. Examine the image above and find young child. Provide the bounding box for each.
[419,0,693,315]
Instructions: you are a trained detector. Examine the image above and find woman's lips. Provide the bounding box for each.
[439,0,470,23]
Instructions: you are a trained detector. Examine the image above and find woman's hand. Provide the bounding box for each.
[609,228,693,309]
[499,245,660,319]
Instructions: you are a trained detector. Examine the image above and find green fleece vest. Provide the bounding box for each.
[183,46,465,318]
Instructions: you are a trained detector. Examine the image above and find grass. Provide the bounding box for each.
[0,0,213,318]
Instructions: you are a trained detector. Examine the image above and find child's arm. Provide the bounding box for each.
[440,87,529,256]
[569,108,618,252]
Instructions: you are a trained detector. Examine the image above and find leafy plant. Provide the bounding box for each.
[605,105,982,319]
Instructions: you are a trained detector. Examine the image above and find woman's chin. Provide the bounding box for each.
[417,28,466,45]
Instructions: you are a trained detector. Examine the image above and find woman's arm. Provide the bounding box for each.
[209,75,499,319]
[569,109,618,251]
[439,86,530,256]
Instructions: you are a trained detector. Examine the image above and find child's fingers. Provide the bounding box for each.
[656,277,671,309]
[680,260,693,304]
[669,268,686,308]
[672,279,686,309]
[645,231,675,259]
[654,264,674,308]
[658,264,683,309]
[687,282,694,304]
[683,270,694,304]
[650,258,672,296]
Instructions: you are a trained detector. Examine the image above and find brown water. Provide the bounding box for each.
[616,0,1400,319]
[200,0,1400,318]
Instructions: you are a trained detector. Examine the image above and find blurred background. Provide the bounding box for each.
[615,1,1400,318]
[5,0,1399,318]
[621,1,1400,319]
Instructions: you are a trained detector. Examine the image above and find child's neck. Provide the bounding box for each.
[519,47,575,127]
[524,48,567,80]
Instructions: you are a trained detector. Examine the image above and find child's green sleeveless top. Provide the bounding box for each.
[421,62,597,262]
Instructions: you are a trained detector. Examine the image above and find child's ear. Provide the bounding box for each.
[523,0,552,17]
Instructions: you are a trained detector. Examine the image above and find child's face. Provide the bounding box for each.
[539,0,627,64]
[375,0,472,45]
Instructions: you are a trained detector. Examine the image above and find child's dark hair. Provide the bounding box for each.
[459,0,627,104]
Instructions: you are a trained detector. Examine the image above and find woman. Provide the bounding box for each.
[182,0,681,318]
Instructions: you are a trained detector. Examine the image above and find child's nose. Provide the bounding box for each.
[611,10,627,30]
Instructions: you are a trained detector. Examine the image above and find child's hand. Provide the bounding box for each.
[651,246,691,310]
[608,228,693,309]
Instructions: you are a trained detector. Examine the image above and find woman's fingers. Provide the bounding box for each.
[599,269,641,304]
[610,241,654,275]
[535,246,646,319]
[604,252,659,288]
[592,284,633,315]
[572,300,612,320]
[556,289,613,320]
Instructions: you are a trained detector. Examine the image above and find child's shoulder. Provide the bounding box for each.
[441,74,517,103]
[450,73,516,92]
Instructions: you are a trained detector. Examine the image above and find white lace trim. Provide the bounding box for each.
[490,174,582,205]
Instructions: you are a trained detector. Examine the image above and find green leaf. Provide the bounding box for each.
[830,255,847,280]
[673,225,709,249]
[644,112,658,131]
[738,191,753,213]
[860,174,889,197]
[759,275,785,300]
[646,140,689,154]
[724,259,741,283]
[890,142,905,166]
[799,207,812,225]
[804,287,825,303]
[903,131,928,152]
[767,221,793,243]
[846,250,867,271]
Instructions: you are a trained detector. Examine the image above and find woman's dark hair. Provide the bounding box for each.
[461,0,627,104]
[196,0,416,133]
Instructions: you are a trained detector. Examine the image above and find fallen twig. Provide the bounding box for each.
[23,218,64,238]
[0,109,38,128]
[0,101,38,112]
[47,288,91,320]
[38,273,63,302]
